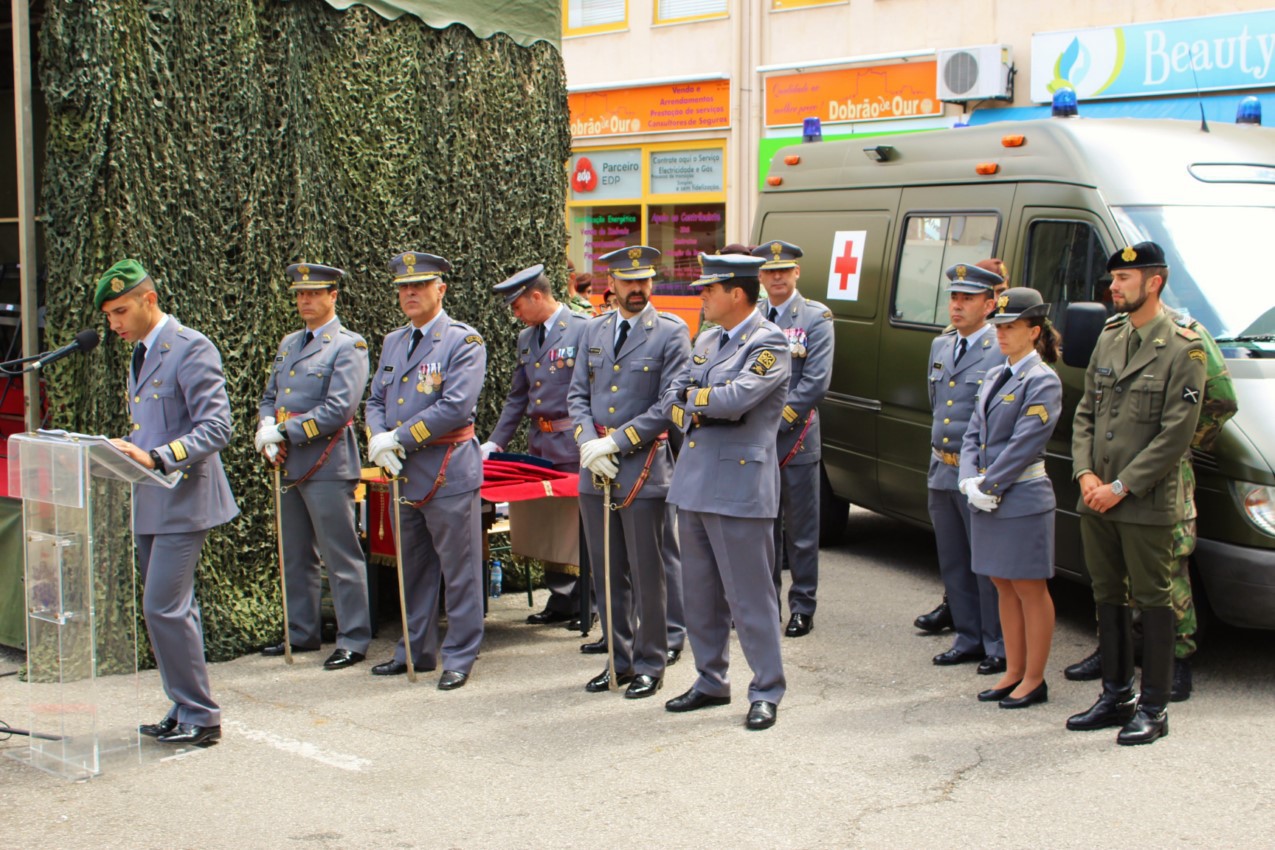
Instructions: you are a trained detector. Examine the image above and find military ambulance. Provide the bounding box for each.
[754,112,1275,629]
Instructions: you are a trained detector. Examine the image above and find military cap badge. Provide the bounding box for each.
[771,242,782,256]
[404,253,416,268]
[111,278,125,293]
[628,248,642,260]
[1122,246,1137,262]
[955,265,967,280]
[996,294,1009,313]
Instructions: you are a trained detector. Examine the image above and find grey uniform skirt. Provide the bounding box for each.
[970,509,1056,580]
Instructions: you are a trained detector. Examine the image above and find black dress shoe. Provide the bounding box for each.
[1171,658,1192,702]
[566,613,599,632]
[666,648,682,665]
[914,599,953,633]
[370,659,437,676]
[665,688,731,712]
[139,716,178,738]
[932,647,984,666]
[261,641,319,657]
[999,681,1048,709]
[1063,647,1102,681]
[437,670,468,690]
[1116,703,1169,745]
[624,674,663,699]
[785,613,813,637]
[977,680,1022,702]
[156,723,221,746]
[745,700,778,730]
[585,668,634,693]
[977,655,1007,675]
[580,638,607,655]
[526,608,572,625]
[323,649,365,670]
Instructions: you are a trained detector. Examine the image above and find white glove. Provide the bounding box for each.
[255,417,285,452]
[586,453,619,481]
[264,444,279,464]
[480,441,501,460]
[367,431,403,461]
[579,436,619,470]
[372,446,403,477]
[962,476,1000,513]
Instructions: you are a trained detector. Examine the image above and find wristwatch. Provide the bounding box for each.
[148,449,166,474]
[1110,479,1126,497]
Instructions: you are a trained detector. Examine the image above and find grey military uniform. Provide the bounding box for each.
[666,311,791,704]
[366,310,486,673]
[260,315,371,654]
[960,352,1063,579]
[128,316,239,727]
[926,325,1004,657]
[568,303,690,678]
[490,305,590,615]
[758,294,833,616]
[1072,309,1206,607]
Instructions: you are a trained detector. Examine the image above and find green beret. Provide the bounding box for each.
[94,259,153,309]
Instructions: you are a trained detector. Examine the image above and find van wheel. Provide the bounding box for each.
[819,464,849,547]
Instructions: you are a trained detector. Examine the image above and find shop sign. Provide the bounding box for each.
[569,79,732,138]
[569,148,642,202]
[649,148,724,195]
[1032,9,1275,102]
[764,62,940,127]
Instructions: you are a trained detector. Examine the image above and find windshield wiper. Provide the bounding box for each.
[1215,334,1275,343]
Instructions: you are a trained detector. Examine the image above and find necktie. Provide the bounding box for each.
[954,337,968,366]
[537,324,546,349]
[1127,329,1141,361]
[302,330,314,349]
[132,343,147,383]
[614,320,629,358]
[767,307,778,323]
[720,331,731,350]
[406,328,423,359]
[987,365,1012,404]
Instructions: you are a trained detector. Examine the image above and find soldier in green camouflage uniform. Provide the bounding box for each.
[1065,309,1236,701]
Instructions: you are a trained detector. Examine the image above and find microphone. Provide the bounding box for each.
[32,329,100,370]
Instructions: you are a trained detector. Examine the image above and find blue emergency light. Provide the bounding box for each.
[1237,96,1262,125]
[1051,88,1078,118]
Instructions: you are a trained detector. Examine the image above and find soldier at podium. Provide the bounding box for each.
[98,259,238,747]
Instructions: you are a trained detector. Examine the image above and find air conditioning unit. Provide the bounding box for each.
[936,44,1013,102]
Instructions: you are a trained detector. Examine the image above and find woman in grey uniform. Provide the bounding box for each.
[959,288,1063,709]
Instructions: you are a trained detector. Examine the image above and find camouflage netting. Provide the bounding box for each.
[37,0,571,662]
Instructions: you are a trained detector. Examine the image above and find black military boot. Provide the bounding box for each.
[1118,606,1174,745]
[1066,604,1137,731]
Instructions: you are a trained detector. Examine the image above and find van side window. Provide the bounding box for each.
[1024,220,1111,330]
[893,213,1000,325]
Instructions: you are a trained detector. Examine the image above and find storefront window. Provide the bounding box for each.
[569,205,642,278]
[648,204,725,294]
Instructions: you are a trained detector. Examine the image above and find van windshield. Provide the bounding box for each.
[1111,206,1275,344]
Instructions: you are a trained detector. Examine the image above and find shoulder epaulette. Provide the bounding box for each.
[1174,324,1200,341]
[1102,313,1129,330]
[658,311,688,326]
[940,325,958,336]
[805,299,831,315]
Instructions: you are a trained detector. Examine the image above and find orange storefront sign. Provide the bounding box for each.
[570,79,732,138]
[764,62,940,127]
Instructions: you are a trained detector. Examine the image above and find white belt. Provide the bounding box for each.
[1015,461,1047,483]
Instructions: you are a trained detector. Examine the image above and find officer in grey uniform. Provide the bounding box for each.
[926,263,1006,674]
[365,251,486,691]
[482,264,591,628]
[1067,242,1206,745]
[752,240,834,637]
[570,245,691,699]
[664,252,791,731]
[98,259,238,747]
[255,262,371,670]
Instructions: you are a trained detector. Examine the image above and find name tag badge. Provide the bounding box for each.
[1096,367,1114,377]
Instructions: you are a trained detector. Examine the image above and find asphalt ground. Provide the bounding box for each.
[2,506,1273,849]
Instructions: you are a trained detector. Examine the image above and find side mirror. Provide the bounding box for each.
[1062,302,1110,369]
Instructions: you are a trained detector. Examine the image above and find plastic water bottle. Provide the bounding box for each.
[490,560,503,598]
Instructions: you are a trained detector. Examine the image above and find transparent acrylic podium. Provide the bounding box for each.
[7,430,180,779]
